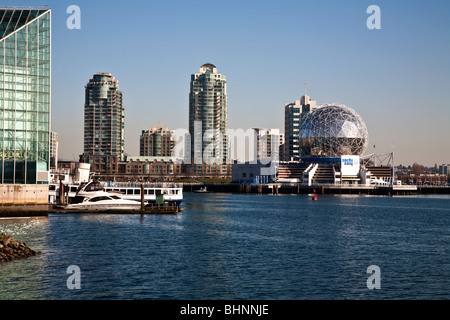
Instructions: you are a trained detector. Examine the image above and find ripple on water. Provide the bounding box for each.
[0,194,449,299]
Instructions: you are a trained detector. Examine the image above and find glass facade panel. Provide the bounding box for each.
[0,9,51,184]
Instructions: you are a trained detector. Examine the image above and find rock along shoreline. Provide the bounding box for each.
[0,233,41,262]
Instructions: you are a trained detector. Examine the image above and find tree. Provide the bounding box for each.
[412,163,424,176]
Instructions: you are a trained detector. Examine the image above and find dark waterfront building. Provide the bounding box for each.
[80,72,124,174]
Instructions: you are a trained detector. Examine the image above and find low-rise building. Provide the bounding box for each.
[140,124,174,157]
[232,161,277,184]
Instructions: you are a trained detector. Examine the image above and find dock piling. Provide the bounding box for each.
[141,184,145,211]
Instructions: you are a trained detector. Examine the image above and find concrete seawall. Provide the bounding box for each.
[0,205,49,217]
[0,184,49,217]
[0,184,49,205]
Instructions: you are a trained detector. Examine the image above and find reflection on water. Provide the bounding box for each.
[0,193,449,299]
[0,217,48,238]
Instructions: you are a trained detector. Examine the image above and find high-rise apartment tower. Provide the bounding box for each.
[188,63,228,175]
[80,72,124,174]
[283,94,317,161]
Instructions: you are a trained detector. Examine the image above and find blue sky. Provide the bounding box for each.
[3,0,449,165]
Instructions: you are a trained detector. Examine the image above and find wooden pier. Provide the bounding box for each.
[183,182,427,196]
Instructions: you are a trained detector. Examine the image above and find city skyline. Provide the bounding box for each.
[2,0,449,166]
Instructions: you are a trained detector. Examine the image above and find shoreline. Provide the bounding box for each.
[183,183,442,196]
[0,233,41,263]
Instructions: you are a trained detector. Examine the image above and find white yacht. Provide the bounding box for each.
[64,181,143,211]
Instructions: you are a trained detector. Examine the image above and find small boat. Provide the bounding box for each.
[64,181,143,211]
[194,187,209,193]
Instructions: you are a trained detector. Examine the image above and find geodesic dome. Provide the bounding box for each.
[299,104,368,157]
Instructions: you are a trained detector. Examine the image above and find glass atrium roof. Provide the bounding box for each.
[0,8,49,40]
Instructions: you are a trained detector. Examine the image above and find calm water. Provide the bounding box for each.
[0,193,449,300]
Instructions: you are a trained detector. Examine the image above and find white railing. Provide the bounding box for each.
[307,164,319,186]
[100,181,183,189]
[302,164,313,183]
[370,176,392,186]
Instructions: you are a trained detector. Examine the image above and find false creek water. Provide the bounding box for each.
[0,193,449,300]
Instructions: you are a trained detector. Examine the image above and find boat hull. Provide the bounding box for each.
[65,199,143,211]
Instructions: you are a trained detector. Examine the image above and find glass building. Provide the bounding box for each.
[0,8,51,184]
